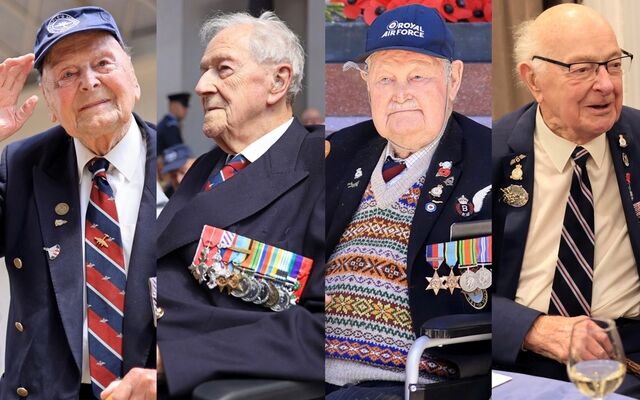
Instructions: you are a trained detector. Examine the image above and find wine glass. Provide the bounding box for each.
[567,318,626,400]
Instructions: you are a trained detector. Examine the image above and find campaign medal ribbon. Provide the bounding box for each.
[475,236,492,290]
[458,238,478,292]
[425,242,446,295]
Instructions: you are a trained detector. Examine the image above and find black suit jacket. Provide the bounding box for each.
[492,102,640,380]
[156,119,325,398]
[0,114,157,400]
[326,113,492,366]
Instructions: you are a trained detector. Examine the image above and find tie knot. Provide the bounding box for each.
[226,154,249,171]
[382,156,406,182]
[88,157,110,177]
[571,146,589,168]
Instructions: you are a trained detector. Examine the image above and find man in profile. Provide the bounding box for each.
[156,11,324,398]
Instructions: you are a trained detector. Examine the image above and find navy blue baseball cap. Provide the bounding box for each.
[358,4,454,62]
[162,144,194,174]
[33,6,124,71]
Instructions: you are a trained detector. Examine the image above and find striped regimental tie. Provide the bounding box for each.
[382,156,406,182]
[204,154,250,191]
[548,146,594,317]
[85,158,126,397]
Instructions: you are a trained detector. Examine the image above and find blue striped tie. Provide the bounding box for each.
[548,147,594,316]
[85,158,126,397]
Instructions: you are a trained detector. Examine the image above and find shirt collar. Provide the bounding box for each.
[236,117,293,163]
[382,137,442,170]
[535,106,606,172]
[74,117,143,182]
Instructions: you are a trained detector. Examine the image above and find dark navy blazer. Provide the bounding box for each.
[156,118,325,398]
[0,114,157,400]
[492,102,640,381]
[326,113,492,357]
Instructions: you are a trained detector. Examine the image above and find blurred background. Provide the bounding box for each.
[325,0,492,134]
[156,0,325,158]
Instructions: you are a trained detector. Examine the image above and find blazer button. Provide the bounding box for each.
[15,322,24,332]
[12,258,22,269]
[156,306,164,320]
[16,387,28,397]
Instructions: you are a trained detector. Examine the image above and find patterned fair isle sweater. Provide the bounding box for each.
[325,170,457,386]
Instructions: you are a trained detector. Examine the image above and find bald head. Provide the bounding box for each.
[515,4,625,144]
[535,4,618,60]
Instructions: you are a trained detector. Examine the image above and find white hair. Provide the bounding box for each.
[513,19,546,79]
[200,11,304,104]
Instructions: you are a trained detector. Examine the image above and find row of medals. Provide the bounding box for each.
[189,245,296,312]
[428,264,491,310]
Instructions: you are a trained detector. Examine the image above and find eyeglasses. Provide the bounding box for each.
[531,49,633,80]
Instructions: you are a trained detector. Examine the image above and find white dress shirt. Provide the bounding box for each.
[74,118,146,383]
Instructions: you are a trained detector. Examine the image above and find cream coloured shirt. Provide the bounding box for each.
[515,106,640,318]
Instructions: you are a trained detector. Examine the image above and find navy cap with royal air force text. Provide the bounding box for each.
[358,4,455,62]
[33,6,125,71]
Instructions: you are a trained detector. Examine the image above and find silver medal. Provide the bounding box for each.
[459,269,478,292]
[475,266,492,290]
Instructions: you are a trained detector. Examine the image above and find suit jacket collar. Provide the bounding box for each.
[32,114,156,373]
[157,118,310,258]
[496,104,537,298]
[406,116,464,275]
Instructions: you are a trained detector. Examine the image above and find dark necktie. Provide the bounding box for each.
[204,154,250,192]
[548,147,594,317]
[382,156,406,182]
[85,158,126,396]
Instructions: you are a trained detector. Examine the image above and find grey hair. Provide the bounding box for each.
[200,11,305,104]
[513,19,545,79]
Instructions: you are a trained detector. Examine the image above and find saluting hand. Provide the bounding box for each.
[0,53,38,142]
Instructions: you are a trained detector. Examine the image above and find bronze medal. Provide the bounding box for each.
[426,271,444,295]
[501,185,529,207]
[445,269,459,294]
[264,282,280,308]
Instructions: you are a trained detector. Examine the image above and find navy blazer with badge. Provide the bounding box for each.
[326,112,491,343]
[492,102,640,380]
[156,118,325,398]
[0,114,157,400]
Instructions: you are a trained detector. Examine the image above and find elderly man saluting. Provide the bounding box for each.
[0,7,156,400]
[493,3,640,396]
[325,4,492,400]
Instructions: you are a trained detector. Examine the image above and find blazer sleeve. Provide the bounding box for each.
[0,146,8,256]
[492,295,542,366]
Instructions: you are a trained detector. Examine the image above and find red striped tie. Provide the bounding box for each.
[204,154,249,191]
[85,158,126,397]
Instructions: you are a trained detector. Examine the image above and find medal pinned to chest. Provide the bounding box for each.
[189,225,313,312]
[424,236,491,310]
[501,154,529,208]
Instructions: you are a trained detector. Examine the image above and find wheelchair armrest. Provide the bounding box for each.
[420,313,491,339]
[192,379,324,400]
[406,313,491,400]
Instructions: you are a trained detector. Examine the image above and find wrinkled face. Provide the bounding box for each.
[40,31,140,144]
[365,50,455,152]
[195,24,273,143]
[533,21,623,141]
